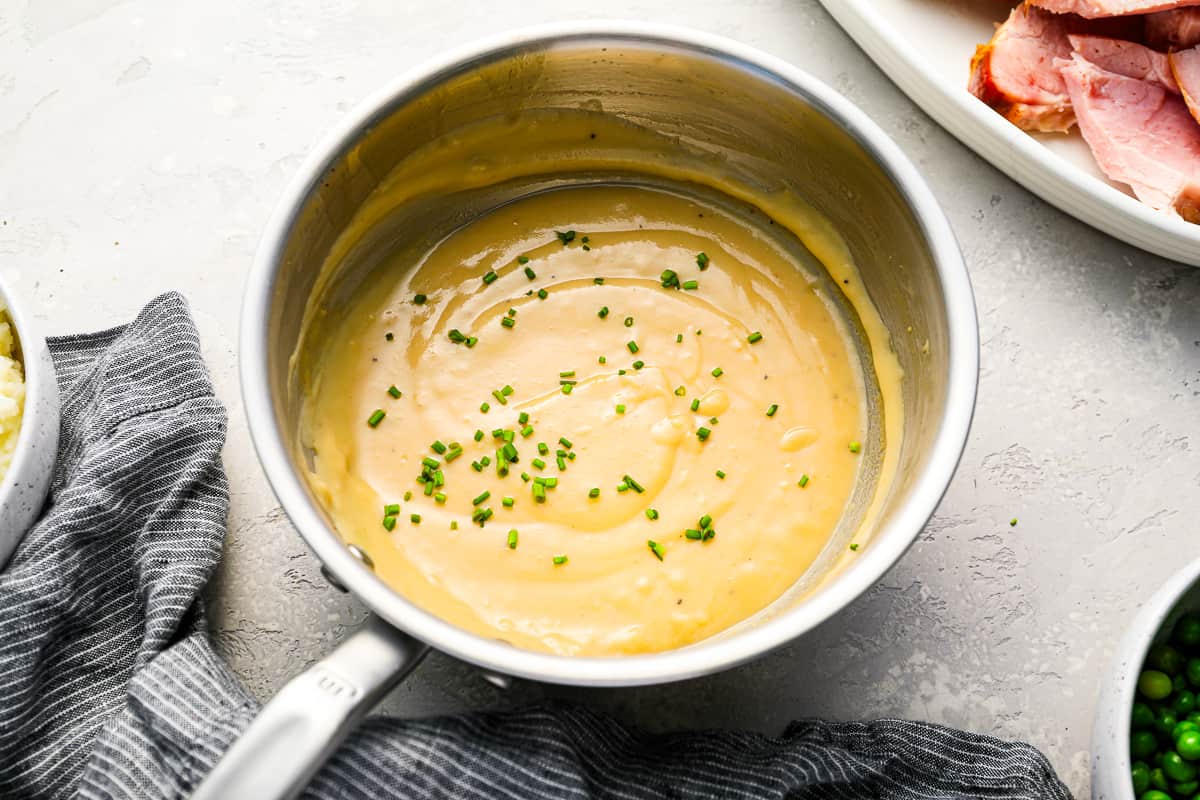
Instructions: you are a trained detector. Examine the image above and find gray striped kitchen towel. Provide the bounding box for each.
[0,292,1073,799]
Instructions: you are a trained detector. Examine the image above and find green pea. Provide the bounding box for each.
[1143,670,1176,700]
[1180,692,1198,715]
[1136,703,1160,728]
[1165,751,1198,783]
[1188,659,1200,688]
[1152,766,1170,791]
[1181,731,1200,761]
[1177,781,1200,795]
[1190,712,1200,724]
[1133,761,1152,794]
[1152,644,1186,675]
[1134,730,1162,759]
[1174,721,1199,741]
[1160,713,1182,736]
[1140,791,1172,800]
[1175,615,1200,647]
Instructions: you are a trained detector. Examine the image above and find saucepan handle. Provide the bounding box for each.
[191,615,429,800]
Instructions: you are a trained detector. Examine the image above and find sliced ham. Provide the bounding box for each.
[970,4,1081,132]
[1068,35,1179,91]
[1169,45,1200,122]
[1031,0,1200,19]
[1058,53,1200,215]
[1144,9,1200,49]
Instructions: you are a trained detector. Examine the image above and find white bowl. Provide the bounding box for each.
[1093,559,1200,799]
[0,275,59,568]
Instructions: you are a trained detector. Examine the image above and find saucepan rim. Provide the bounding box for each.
[240,20,979,687]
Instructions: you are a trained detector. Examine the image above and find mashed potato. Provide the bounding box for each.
[0,306,25,481]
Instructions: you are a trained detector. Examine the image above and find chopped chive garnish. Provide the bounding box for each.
[645,508,659,520]
[674,386,686,397]
[434,492,447,504]
[849,441,862,453]
[623,316,634,327]
[434,470,445,487]
[448,329,468,344]
[798,474,810,488]
[588,487,600,498]
[1010,518,1018,527]
[502,496,514,508]
[387,385,402,399]
[559,437,573,450]
[623,474,645,493]
[502,442,518,461]
[445,446,463,463]
[421,456,439,470]
[617,483,629,492]
[410,514,421,524]
[521,425,534,438]
[552,555,568,565]
[518,255,530,264]
[524,266,536,280]
[482,270,498,285]
[413,294,427,305]
[424,481,434,496]
[385,332,395,341]
[474,429,484,442]
[501,385,514,396]
[519,471,531,482]
[699,514,712,529]
[556,230,576,245]
[632,360,644,370]
[451,520,458,530]
[616,404,626,414]
[582,236,590,244]
[618,369,626,375]
[466,337,478,348]
[715,469,726,479]
[556,456,567,470]
[660,269,680,289]
[703,528,715,542]
[697,427,711,441]
[748,331,763,344]
[537,289,548,299]
[560,379,577,386]
[627,341,639,354]
[559,370,575,378]
[685,529,702,540]
[696,252,710,270]
[532,458,546,470]
[404,491,412,501]
[481,456,492,467]
[711,367,724,378]
[690,399,700,412]
[431,440,447,454]
[368,409,386,427]
[562,384,574,395]
[766,404,779,417]
[593,277,604,285]
[501,317,515,329]
[676,334,683,343]
[492,428,504,439]
[696,330,702,335]
[598,306,609,319]
[382,515,397,531]
[480,402,490,413]
[537,442,548,455]
[533,482,547,502]
[507,308,516,317]
[471,461,482,472]
[492,390,507,405]
[709,417,719,425]
[384,503,400,516]
[507,529,519,549]
[849,543,860,551]
[682,280,698,290]
[648,540,665,561]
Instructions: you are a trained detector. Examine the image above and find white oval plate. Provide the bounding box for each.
[819,0,1200,265]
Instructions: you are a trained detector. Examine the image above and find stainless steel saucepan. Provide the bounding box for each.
[198,22,978,799]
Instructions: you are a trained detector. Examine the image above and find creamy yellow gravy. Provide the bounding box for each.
[304,182,887,656]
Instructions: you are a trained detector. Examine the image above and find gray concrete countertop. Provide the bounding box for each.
[5,1,1198,796]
